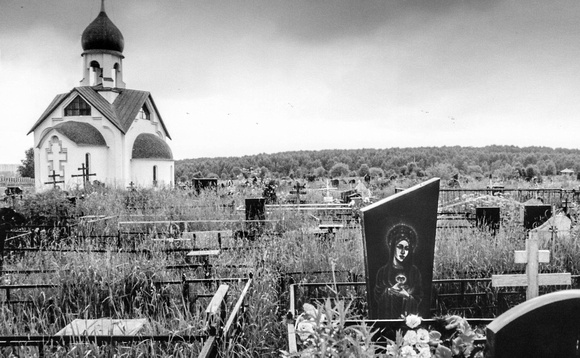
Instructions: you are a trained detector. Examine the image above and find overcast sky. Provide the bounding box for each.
[1,0,579,164]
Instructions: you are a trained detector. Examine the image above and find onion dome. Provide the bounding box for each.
[81,2,124,53]
[132,134,173,160]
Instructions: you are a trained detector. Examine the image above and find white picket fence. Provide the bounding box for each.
[0,177,35,186]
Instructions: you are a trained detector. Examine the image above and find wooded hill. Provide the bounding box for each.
[175,146,580,182]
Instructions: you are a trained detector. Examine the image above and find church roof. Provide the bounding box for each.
[81,4,124,53]
[28,86,171,139]
[132,133,173,160]
[53,121,107,146]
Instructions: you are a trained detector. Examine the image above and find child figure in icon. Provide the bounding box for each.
[374,223,423,318]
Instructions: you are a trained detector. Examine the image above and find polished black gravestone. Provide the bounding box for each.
[476,207,500,232]
[486,290,580,358]
[244,198,265,239]
[192,178,218,194]
[361,178,440,319]
[524,205,551,230]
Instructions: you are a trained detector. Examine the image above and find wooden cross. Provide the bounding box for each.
[289,182,306,204]
[127,181,136,191]
[492,230,571,300]
[44,170,64,189]
[71,163,96,187]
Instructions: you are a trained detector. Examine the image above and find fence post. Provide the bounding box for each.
[0,225,5,277]
[182,273,189,313]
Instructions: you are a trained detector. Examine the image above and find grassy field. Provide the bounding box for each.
[1,178,579,357]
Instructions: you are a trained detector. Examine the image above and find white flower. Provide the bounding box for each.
[403,330,417,346]
[416,328,430,345]
[405,314,422,329]
[400,345,418,358]
[303,303,318,318]
[417,345,431,358]
[296,320,316,341]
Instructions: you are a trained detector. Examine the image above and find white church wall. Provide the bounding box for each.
[37,133,108,191]
[130,159,173,188]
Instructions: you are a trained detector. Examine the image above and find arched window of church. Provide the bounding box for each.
[89,61,101,86]
[137,104,150,121]
[153,165,158,186]
[65,96,91,116]
[112,63,119,87]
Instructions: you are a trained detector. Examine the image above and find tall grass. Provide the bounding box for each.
[2,180,579,357]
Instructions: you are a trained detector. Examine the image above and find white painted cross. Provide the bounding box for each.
[47,140,67,174]
[492,230,571,300]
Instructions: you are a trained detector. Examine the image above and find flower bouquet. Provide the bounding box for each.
[385,314,486,358]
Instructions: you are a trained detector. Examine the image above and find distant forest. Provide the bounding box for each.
[175,146,580,182]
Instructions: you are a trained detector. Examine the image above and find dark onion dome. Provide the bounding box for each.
[132,133,173,160]
[81,7,124,53]
[53,121,107,146]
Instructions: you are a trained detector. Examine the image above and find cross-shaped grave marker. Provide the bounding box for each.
[492,230,571,300]
[44,170,65,189]
[71,163,96,188]
[289,181,306,204]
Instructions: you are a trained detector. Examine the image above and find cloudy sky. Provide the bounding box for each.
[1,0,579,164]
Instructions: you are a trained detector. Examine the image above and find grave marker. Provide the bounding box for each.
[486,290,580,358]
[475,206,500,232]
[289,182,306,204]
[245,198,265,238]
[524,204,551,230]
[71,163,96,188]
[491,231,571,300]
[361,178,439,319]
[44,170,64,189]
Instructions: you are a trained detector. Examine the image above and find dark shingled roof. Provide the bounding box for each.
[28,86,171,139]
[81,8,124,53]
[132,133,173,160]
[53,121,107,146]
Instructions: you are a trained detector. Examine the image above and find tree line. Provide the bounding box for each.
[174,145,580,182]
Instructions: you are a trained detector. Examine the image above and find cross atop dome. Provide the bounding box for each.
[81,0,124,53]
[79,0,126,89]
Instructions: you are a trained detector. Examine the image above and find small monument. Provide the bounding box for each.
[361,178,439,319]
[476,206,500,232]
[245,198,266,237]
[537,212,572,242]
[524,204,551,230]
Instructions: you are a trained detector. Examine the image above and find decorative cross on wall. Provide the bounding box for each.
[47,140,67,176]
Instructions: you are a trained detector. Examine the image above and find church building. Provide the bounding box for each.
[28,2,174,190]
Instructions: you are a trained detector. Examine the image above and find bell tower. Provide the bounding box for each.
[79,0,126,89]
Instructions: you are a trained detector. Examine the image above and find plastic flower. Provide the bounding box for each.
[400,345,418,358]
[416,328,430,345]
[405,314,422,329]
[403,330,418,345]
[429,330,442,346]
[296,320,316,341]
[417,345,431,358]
[435,344,453,358]
[445,315,469,333]
[303,303,318,318]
